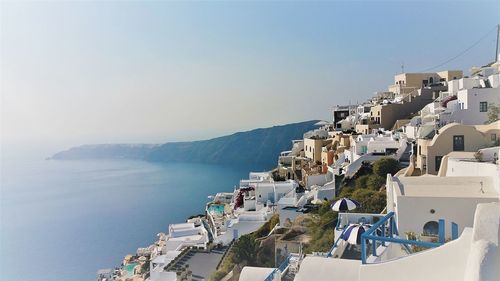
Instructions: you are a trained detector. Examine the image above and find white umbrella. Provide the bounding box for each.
[341,223,371,245]
[331,198,360,212]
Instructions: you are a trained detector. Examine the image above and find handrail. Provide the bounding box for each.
[360,212,448,264]
[364,212,394,236]
[263,255,291,281]
[327,228,346,258]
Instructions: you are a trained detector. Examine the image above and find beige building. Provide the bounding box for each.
[304,137,327,163]
[320,134,351,173]
[361,87,440,131]
[389,70,463,95]
[415,121,500,175]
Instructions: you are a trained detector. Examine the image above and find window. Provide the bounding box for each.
[480,102,488,112]
[423,221,439,236]
[435,156,443,172]
[429,77,434,84]
[453,135,465,151]
[492,134,497,142]
[361,146,368,154]
[418,145,421,155]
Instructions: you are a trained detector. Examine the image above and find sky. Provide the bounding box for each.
[1,1,499,149]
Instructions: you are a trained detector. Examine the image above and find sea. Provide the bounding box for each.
[0,146,250,281]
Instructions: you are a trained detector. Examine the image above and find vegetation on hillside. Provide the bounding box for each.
[210,158,400,279]
[304,157,400,252]
[302,202,336,253]
[209,215,279,281]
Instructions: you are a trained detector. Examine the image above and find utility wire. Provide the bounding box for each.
[417,25,497,72]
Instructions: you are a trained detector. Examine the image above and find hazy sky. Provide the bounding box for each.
[1,1,499,148]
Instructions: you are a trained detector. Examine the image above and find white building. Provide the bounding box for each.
[240,171,273,188]
[251,180,298,211]
[386,175,498,238]
[240,148,500,281]
[148,251,182,281]
[165,222,209,251]
[347,132,401,162]
[406,60,500,139]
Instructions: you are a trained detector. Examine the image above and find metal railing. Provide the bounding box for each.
[326,229,346,258]
[360,212,458,264]
[263,255,290,281]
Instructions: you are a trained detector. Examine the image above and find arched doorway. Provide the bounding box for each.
[423,221,439,236]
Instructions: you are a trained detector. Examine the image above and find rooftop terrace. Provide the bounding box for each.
[396,176,497,198]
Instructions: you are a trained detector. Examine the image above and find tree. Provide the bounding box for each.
[350,189,386,213]
[366,175,385,190]
[233,235,258,265]
[355,175,370,189]
[318,200,333,216]
[372,158,400,178]
[485,103,500,124]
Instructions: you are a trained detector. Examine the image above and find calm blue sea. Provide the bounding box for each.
[0,148,249,281]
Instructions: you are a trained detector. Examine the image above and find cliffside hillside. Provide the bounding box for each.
[52,120,319,169]
[51,144,157,160]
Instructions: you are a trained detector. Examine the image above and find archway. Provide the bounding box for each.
[423,221,439,236]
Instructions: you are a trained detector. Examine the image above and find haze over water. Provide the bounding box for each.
[0,146,249,281]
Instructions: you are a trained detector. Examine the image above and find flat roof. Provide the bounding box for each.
[170,222,195,230]
[396,176,498,198]
[294,256,360,281]
[239,267,275,281]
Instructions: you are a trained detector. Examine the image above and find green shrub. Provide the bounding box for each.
[339,186,355,198]
[232,235,258,265]
[372,158,400,178]
[355,175,370,189]
[318,200,332,215]
[209,270,227,281]
[252,214,279,238]
[366,175,384,190]
[349,189,386,213]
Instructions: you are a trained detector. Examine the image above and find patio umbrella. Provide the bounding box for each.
[331,198,360,212]
[341,224,371,245]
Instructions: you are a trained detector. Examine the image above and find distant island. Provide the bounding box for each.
[51,120,319,170]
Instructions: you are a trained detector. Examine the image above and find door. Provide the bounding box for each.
[435,156,443,172]
[453,135,464,151]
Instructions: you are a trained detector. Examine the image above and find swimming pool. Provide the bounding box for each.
[208,204,224,215]
[124,263,137,276]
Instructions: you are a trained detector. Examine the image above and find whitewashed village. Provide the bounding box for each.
[97,54,500,281]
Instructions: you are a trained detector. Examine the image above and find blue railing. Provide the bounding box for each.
[360,212,457,264]
[264,255,290,281]
[326,228,346,257]
[278,255,290,272]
